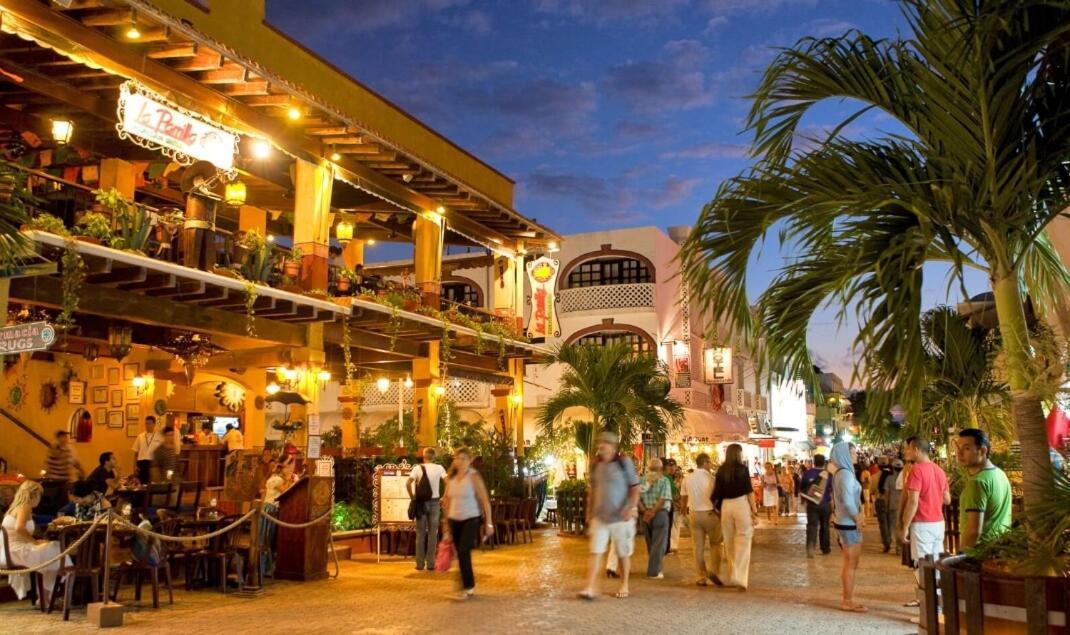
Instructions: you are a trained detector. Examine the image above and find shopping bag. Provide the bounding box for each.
[435,539,455,572]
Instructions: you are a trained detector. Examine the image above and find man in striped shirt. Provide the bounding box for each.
[44,430,84,482]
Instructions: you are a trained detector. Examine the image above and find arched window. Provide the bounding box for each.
[565,257,652,288]
[441,281,481,307]
[573,330,653,354]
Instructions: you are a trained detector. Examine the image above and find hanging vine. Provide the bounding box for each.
[341,314,355,384]
[387,304,402,351]
[56,237,85,332]
[439,314,453,382]
[242,280,258,338]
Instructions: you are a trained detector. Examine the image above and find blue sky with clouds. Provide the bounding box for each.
[267,0,990,384]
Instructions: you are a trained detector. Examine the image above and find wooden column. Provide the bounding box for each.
[412,212,443,306]
[293,159,333,291]
[341,239,364,270]
[238,205,268,235]
[412,341,440,448]
[490,358,525,456]
[98,158,136,199]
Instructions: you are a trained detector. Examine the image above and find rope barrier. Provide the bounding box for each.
[260,510,332,530]
[0,513,107,575]
[113,510,257,543]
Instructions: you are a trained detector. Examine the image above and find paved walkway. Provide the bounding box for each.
[1,512,919,634]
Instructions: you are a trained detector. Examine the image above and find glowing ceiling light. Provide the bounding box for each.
[433,384,446,397]
[266,382,280,395]
[287,106,301,121]
[125,23,141,39]
[251,139,272,159]
[51,119,73,145]
[376,377,391,393]
[403,376,413,389]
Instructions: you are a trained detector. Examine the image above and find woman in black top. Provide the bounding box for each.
[714,444,759,590]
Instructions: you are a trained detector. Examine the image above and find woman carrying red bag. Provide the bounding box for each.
[439,448,494,600]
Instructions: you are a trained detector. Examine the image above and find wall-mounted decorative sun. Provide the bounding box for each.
[215,382,245,413]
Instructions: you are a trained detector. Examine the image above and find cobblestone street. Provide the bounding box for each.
[1,513,919,634]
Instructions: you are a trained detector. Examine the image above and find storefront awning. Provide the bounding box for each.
[679,408,749,443]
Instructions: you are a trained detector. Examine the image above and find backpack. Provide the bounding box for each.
[800,469,831,506]
[414,465,435,504]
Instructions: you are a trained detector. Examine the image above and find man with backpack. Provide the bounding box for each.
[800,454,832,558]
[578,431,640,600]
[407,447,447,571]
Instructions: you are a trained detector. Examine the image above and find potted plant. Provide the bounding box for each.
[283,246,302,278]
[238,229,274,283]
[336,268,359,294]
[320,425,343,456]
[95,188,153,252]
[74,211,112,244]
[27,213,69,236]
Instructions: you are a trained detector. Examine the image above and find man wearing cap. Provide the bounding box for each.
[578,431,640,600]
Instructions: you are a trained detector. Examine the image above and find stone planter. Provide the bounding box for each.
[331,528,378,555]
[919,554,1070,634]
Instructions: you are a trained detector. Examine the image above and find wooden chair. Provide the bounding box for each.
[109,523,174,609]
[176,481,202,517]
[157,518,204,590]
[1,527,43,610]
[140,482,175,522]
[516,498,535,544]
[189,515,242,593]
[48,523,104,621]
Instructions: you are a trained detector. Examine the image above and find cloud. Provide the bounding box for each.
[654,176,704,208]
[532,0,690,24]
[524,170,706,219]
[443,9,494,34]
[603,39,714,113]
[614,120,662,140]
[659,142,750,160]
[805,18,858,37]
[460,77,597,128]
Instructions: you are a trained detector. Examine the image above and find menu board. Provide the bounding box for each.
[374,463,414,526]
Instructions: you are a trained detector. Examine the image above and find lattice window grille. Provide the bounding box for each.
[558,283,655,313]
[362,383,414,408]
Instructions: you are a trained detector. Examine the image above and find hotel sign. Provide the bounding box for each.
[0,322,56,354]
[703,346,733,384]
[525,256,560,340]
[117,81,238,171]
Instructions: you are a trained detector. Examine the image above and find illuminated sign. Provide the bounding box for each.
[117,81,238,171]
[703,346,733,384]
[525,256,560,340]
[672,340,691,388]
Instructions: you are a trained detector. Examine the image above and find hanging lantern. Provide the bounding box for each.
[335,219,354,246]
[107,325,133,361]
[82,341,99,362]
[376,377,391,393]
[51,119,73,145]
[224,181,247,206]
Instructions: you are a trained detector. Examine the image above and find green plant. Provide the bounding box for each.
[94,187,152,251]
[237,229,274,283]
[537,343,683,461]
[677,0,1070,518]
[331,500,374,532]
[285,246,303,264]
[28,213,69,236]
[57,237,85,331]
[321,425,343,449]
[242,280,258,338]
[366,411,418,454]
[0,162,34,274]
[75,212,112,242]
[338,268,361,282]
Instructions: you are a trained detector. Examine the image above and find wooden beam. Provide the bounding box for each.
[9,276,307,347]
[146,43,197,59]
[220,81,269,97]
[198,63,246,85]
[306,126,349,136]
[169,50,222,72]
[241,94,291,108]
[0,60,113,121]
[80,9,133,27]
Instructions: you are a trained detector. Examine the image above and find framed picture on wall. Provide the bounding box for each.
[110,390,123,407]
[91,366,104,381]
[126,403,140,421]
[92,387,108,404]
[68,381,85,404]
[126,422,139,438]
[107,410,124,428]
[125,386,139,401]
[95,408,107,426]
[107,367,120,385]
[123,363,139,381]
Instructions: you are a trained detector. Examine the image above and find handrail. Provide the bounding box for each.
[0,406,50,449]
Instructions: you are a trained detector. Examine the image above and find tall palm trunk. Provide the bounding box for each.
[991,271,1051,513]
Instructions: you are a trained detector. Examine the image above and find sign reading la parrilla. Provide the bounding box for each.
[116,81,238,171]
[526,256,560,340]
[0,321,56,354]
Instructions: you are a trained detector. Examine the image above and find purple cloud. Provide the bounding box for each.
[532,0,690,24]
[603,39,714,113]
[654,176,705,208]
[267,0,472,35]
[660,142,750,160]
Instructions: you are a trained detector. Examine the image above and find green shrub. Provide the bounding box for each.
[331,500,373,532]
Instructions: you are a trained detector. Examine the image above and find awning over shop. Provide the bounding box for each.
[679,408,749,443]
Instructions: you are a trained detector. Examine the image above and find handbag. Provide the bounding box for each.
[435,538,455,572]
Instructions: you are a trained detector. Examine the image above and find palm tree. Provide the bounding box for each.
[678,0,1070,513]
[0,162,32,273]
[537,343,684,459]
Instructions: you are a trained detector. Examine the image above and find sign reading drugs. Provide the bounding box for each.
[117,81,238,171]
[0,321,56,354]
[526,256,560,340]
[703,346,733,384]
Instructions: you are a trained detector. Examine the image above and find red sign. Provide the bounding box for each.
[758,439,776,448]
[525,256,560,339]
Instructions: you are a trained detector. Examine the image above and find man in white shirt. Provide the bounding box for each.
[681,453,723,586]
[407,447,447,571]
[131,416,162,484]
[222,424,245,453]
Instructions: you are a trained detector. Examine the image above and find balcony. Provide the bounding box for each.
[557,283,655,314]
[361,378,491,410]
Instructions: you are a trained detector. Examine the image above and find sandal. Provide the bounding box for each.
[696,578,709,586]
[840,604,868,613]
[577,591,595,601]
[615,589,630,599]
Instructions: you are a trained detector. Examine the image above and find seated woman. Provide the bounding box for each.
[0,480,70,603]
[260,458,297,578]
[264,458,296,506]
[57,480,111,521]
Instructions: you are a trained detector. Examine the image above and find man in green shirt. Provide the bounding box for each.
[955,428,1012,548]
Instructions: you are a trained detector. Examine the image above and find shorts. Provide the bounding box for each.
[837,528,863,546]
[589,519,636,558]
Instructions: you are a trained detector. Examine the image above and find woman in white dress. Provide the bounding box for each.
[1,480,68,602]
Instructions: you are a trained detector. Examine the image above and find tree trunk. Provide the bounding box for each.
[991,272,1052,514]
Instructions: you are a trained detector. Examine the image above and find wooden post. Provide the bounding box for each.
[413,212,443,307]
[919,555,940,634]
[1024,578,1048,635]
[940,559,959,634]
[412,341,440,448]
[292,159,332,292]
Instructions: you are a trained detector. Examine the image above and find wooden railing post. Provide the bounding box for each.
[919,555,940,634]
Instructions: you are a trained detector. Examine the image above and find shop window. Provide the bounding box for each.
[574,330,652,354]
[442,282,480,306]
[566,258,651,288]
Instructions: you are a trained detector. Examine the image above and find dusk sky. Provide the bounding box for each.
[268,0,990,384]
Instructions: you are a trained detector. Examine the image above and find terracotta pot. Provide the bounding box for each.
[284,260,301,277]
[337,278,351,293]
[77,236,101,245]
